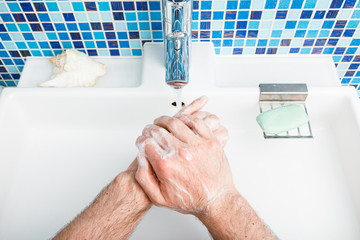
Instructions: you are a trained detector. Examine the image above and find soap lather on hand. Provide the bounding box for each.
[39,49,106,88]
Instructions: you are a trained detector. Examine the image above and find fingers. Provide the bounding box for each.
[136,135,165,172]
[176,114,214,140]
[154,116,199,144]
[176,96,208,116]
[213,126,229,148]
[136,154,166,206]
[127,159,138,171]
[141,124,184,151]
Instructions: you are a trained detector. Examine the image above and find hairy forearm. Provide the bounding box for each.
[53,170,151,240]
[198,191,277,240]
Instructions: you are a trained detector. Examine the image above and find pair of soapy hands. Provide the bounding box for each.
[133,96,236,216]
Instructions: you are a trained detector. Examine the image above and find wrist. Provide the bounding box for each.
[196,187,242,222]
[113,170,152,213]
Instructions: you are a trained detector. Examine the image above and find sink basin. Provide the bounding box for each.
[1,43,360,239]
[0,86,360,240]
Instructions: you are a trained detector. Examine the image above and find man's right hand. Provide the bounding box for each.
[135,96,237,216]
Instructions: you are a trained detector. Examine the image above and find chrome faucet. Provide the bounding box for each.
[163,0,192,89]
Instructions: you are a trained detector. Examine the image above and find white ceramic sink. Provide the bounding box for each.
[1,43,360,239]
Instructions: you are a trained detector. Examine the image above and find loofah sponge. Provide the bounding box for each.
[256,104,309,135]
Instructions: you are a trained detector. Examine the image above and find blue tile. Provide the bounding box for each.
[281,39,291,46]
[34,3,47,12]
[129,31,140,39]
[314,11,326,19]
[258,39,268,46]
[113,12,124,21]
[202,11,212,20]
[350,39,360,46]
[67,23,78,31]
[226,1,238,9]
[334,47,346,54]
[98,2,110,11]
[223,39,233,46]
[12,13,26,22]
[256,47,266,54]
[85,2,97,11]
[0,14,14,22]
[248,30,258,38]
[239,0,251,9]
[269,39,280,46]
[225,21,235,29]
[301,10,312,19]
[327,38,339,46]
[236,30,246,38]
[46,3,59,11]
[72,2,85,11]
[250,11,262,19]
[20,2,34,12]
[237,21,247,29]
[101,22,113,31]
[265,0,277,9]
[347,20,359,28]
[55,23,67,31]
[278,0,291,9]
[322,21,335,29]
[119,41,130,48]
[91,22,102,30]
[38,13,51,22]
[304,0,317,8]
[63,13,75,21]
[238,11,249,19]
[193,1,200,10]
[200,22,211,30]
[331,29,343,37]
[326,10,339,18]
[58,32,70,40]
[123,2,135,10]
[139,12,150,21]
[85,41,95,48]
[78,23,90,31]
[223,30,234,38]
[22,33,34,40]
[285,21,296,29]
[212,31,222,38]
[330,0,344,8]
[335,20,347,28]
[303,39,315,46]
[343,0,356,8]
[226,11,237,20]
[291,0,304,9]
[344,29,355,37]
[276,11,287,19]
[149,1,160,10]
[346,47,357,54]
[81,32,92,40]
[200,1,211,10]
[151,22,162,30]
[111,2,123,10]
[7,3,22,12]
[212,39,221,47]
[25,13,38,22]
[213,11,224,20]
[295,30,306,37]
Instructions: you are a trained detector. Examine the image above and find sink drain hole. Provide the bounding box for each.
[171,101,185,107]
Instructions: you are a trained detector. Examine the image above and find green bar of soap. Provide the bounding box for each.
[256,104,309,134]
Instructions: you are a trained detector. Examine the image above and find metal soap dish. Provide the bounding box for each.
[259,83,313,139]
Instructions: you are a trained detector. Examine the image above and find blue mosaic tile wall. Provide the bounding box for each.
[0,0,360,92]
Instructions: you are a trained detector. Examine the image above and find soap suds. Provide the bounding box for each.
[168,178,194,205]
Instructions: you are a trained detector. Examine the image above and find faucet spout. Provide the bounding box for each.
[163,0,192,89]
